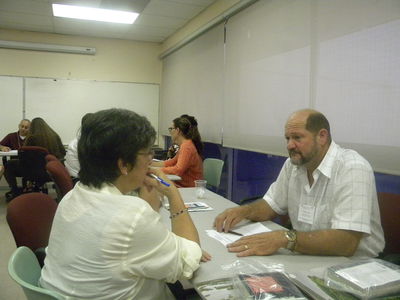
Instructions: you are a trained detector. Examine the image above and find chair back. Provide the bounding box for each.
[19,146,51,188]
[378,192,400,255]
[46,160,74,200]
[8,246,66,300]
[7,193,57,251]
[45,154,58,163]
[203,158,224,188]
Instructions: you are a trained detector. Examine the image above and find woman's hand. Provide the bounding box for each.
[144,168,177,198]
[201,249,212,262]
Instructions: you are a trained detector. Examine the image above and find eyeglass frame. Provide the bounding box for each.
[168,127,176,132]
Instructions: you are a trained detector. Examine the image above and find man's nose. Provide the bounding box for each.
[287,139,295,150]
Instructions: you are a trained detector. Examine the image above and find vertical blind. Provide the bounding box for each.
[159,24,224,143]
[160,0,400,175]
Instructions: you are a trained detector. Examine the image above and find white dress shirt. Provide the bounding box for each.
[40,183,202,299]
[263,141,384,257]
[65,138,79,177]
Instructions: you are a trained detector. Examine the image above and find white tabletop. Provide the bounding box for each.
[0,150,18,157]
[162,188,349,289]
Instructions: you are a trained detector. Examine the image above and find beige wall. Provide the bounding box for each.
[0,29,162,83]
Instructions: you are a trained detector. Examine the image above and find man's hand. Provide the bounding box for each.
[213,205,251,233]
[227,231,287,257]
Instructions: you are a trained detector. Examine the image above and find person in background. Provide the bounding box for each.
[165,115,197,160]
[4,117,65,200]
[65,113,93,180]
[0,119,30,152]
[214,109,384,258]
[1,119,30,198]
[24,117,65,160]
[152,115,203,187]
[40,108,203,300]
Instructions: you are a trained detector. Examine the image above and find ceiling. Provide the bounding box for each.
[0,0,218,43]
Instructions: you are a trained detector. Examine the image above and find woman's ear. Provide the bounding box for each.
[117,158,128,175]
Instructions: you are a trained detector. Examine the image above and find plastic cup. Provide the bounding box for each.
[194,180,207,199]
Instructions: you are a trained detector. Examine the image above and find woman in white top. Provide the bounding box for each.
[40,108,203,300]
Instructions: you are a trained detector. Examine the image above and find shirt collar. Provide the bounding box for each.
[292,141,338,179]
[315,141,338,179]
[78,182,123,196]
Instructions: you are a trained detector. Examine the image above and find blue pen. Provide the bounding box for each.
[149,173,170,187]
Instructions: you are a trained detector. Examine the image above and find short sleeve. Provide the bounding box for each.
[263,158,291,215]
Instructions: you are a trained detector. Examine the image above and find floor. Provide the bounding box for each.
[0,186,26,300]
[0,179,202,300]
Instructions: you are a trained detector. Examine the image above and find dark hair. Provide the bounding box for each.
[173,115,203,156]
[306,112,332,143]
[25,117,66,159]
[180,114,198,127]
[78,108,156,188]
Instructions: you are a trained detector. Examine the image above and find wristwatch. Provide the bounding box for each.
[285,229,297,251]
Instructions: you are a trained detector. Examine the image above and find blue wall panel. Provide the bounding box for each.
[202,142,400,203]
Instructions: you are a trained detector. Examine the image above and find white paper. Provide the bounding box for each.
[164,201,213,211]
[230,222,271,236]
[336,261,400,289]
[205,230,241,246]
[206,222,273,246]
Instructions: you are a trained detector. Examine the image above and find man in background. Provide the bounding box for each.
[0,119,30,187]
[0,119,30,152]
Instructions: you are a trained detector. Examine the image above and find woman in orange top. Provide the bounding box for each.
[153,115,203,187]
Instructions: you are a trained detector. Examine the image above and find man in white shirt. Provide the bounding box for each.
[214,109,384,258]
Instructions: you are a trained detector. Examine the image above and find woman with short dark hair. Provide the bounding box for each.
[40,108,202,300]
[152,115,203,187]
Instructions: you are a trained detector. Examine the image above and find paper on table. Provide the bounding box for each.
[230,222,272,236]
[206,222,272,246]
[206,230,242,246]
[164,201,213,211]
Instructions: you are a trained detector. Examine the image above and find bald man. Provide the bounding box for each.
[214,109,384,258]
[0,119,30,152]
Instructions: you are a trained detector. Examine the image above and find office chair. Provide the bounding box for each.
[7,192,58,267]
[203,158,224,191]
[8,246,66,300]
[19,146,52,193]
[45,154,58,163]
[46,160,74,201]
[377,192,400,265]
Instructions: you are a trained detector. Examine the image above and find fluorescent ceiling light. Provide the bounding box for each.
[52,4,139,24]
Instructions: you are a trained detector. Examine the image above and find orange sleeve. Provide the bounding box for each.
[162,142,193,176]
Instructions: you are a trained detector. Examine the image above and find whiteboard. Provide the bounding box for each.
[24,78,159,144]
[0,76,24,139]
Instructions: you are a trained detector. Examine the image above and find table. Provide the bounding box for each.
[0,150,18,157]
[162,188,349,298]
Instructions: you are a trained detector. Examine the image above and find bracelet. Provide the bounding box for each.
[170,208,188,219]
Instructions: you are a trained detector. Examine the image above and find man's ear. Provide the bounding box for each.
[117,158,128,175]
[317,129,329,145]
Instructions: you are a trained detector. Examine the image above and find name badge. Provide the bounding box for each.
[298,204,315,224]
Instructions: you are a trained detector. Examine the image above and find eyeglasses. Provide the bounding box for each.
[168,127,176,132]
[137,149,155,158]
